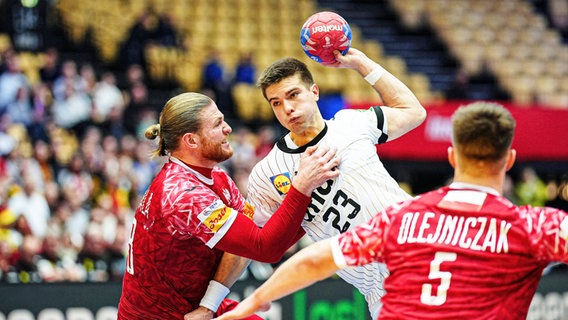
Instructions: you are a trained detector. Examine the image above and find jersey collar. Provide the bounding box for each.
[169,156,214,185]
[276,123,328,153]
[449,182,500,196]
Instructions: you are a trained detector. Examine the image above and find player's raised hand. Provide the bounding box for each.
[330,47,369,69]
[293,145,340,196]
[212,298,270,320]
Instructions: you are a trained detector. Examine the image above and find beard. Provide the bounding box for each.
[201,138,234,163]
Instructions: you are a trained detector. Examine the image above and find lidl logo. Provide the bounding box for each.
[271,172,292,195]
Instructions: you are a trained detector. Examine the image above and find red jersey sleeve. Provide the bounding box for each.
[330,186,568,320]
[215,186,311,263]
[159,164,311,263]
[521,205,568,263]
[140,163,245,247]
[333,207,392,267]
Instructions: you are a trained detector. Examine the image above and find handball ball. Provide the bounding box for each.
[300,11,352,65]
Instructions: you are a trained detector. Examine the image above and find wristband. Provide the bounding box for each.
[199,280,230,312]
[364,67,385,85]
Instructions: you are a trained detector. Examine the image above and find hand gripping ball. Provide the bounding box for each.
[300,11,352,65]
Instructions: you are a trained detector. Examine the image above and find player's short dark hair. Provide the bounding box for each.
[256,57,315,99]
[145,92,212,157]
[451,101,516,161]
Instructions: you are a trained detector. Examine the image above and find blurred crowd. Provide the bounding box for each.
[0,6,567,283]
[0,38,285,284]
[0,47,157,284]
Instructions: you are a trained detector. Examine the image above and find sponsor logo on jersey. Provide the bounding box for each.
[242,202,255,220]
[198,199,231,232]
[270,172,292,195]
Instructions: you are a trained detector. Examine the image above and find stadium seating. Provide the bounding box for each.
[390,0,568,107]
[50,0,438,116]
[14,0,567,110]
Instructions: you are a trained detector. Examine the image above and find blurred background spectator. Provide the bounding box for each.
[0,0,565,285]
[0,53,29,114]
[515,166,549,206]
[120,8,180,70]
[233,51,257,85]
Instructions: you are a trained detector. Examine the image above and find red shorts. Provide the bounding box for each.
[216,299,263,319]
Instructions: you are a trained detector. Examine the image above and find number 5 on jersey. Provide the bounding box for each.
[421,252,457,306]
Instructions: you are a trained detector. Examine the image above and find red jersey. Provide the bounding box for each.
[118,158,249,319]
[332,182,568,319]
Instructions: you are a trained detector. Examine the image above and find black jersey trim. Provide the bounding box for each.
[373,106,389,144]
[276,123,328,154]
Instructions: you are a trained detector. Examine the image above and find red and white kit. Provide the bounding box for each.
[118,157,309,319]
[332,182,568,319]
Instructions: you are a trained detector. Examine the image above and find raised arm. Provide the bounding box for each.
[333,48,427,141]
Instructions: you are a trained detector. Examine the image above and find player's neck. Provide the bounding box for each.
[171,155,214,178]
[290,118,325,146]
[452,173,504,195]
[171,150,217,170]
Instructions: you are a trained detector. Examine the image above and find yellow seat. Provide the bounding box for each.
[522,60,546,77]
[233,83,274,123]
[491,60,522,78]
[484,43,508,61]
[384,56,407,78]
[534,75,559,95]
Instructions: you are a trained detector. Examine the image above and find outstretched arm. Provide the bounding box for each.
[214,146,339,263]
[213,239,339,320]
[333,48,427,141]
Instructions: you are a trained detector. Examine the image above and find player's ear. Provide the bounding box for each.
[182,133,199,149]
[505,149,516,171]
[311,83,320,101]
[447,146,456,169]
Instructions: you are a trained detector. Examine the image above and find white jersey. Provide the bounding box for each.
[247,107,412,318]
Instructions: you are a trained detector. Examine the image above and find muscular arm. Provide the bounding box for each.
[185,254,251,319]
[209,228,302,292]
[215,145,339,263]
[213,240,339,320]
[214,252,251,288]
[215,186,311,263]
[334,48,427,141]
[188,203,306,319]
